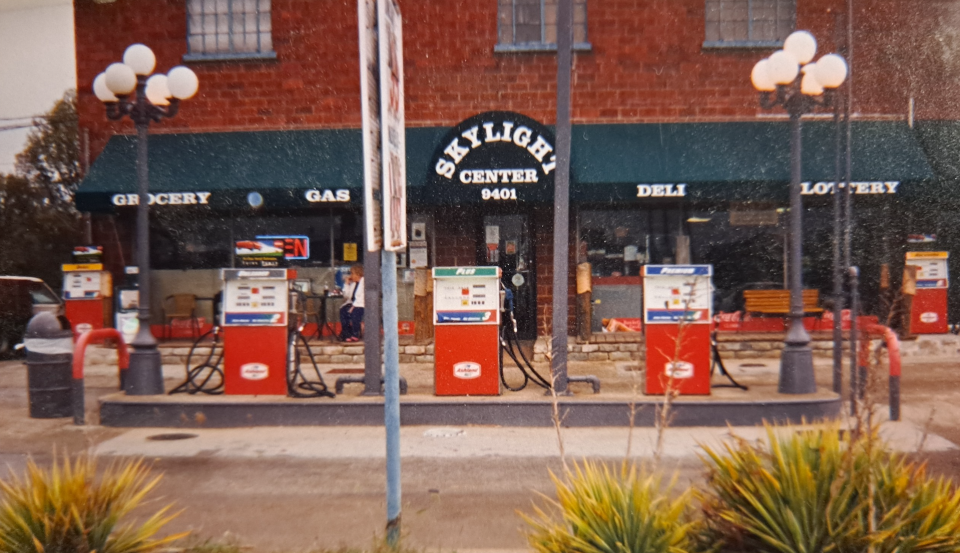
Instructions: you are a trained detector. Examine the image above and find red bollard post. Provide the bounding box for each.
[857,324,901,421]
[72,329,130,425]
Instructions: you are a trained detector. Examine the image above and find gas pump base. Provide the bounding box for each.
[98,389,840,428]
[335,376,409,395]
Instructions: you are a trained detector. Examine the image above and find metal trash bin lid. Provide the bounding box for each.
[24,313,74,354]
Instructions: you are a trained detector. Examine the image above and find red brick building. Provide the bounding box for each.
[74,0,958,336]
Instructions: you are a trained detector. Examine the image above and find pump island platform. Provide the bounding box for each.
[96,344,842,428]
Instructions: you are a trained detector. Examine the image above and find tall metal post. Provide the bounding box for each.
[551,0,572,393]
[363,251,382,395]
[381,250,401,545]
[848,266,860,413]
[831,92,844,395]
[844,0,856,405]
[778,106,816,394]
[125,90,164,395]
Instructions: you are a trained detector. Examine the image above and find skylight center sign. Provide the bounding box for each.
[428,111,556,203]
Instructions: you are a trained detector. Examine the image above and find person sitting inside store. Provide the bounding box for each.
[339,264,365,342]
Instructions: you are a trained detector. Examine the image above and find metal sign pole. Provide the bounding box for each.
[551,0,572,393]
[359,0,406,544]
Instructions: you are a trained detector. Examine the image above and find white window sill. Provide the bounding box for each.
[182,51,278,62]
[702,40,784,49]
[494,42,592,54]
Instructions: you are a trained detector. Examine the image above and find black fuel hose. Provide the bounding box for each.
[499,315,552,392]
[287,325,336,398]
[170,327,225,395]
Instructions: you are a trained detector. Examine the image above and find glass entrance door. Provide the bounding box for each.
[480,214,537,340]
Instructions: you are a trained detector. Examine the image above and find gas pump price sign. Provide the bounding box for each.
[433,267,501,325]
[221,269,288,327]
[642,265,712,324]
[907,251,949,289]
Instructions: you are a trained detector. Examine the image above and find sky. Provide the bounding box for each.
[0,0,76,174]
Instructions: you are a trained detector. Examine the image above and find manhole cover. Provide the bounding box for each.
[423,428,465,438]
[146,433,199,441]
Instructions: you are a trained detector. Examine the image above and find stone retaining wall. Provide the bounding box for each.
[78,333,960,368]
[532,338,642,363]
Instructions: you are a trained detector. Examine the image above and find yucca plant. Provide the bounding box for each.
[867,451,960,553]
[523,460,698,553]
[699,423,960,553]
[698,424,866,553]
[0,454,187,553]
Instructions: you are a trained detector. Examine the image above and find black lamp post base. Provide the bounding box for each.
[778,345,816,394]
[125,346,165,395]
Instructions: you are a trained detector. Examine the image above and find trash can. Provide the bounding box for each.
[23,312,74,418]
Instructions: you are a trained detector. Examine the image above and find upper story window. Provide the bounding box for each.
[184,0,276,61]
[704,0,796,48]
[495,0,591,53]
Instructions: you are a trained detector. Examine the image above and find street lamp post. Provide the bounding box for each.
[93,44,199,395]
[751,31,848,394]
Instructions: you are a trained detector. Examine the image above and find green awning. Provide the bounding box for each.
[77,121,936,212]
[76,129,365,212]
[76,127,458,212]
[571,121,935,203]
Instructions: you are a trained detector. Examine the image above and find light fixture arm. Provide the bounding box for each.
[101,75,180,125]
[758,80,839,116]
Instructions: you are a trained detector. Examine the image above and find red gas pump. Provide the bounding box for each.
[62,267,112,336]
[433,267,502,396]
[643,265,713,395]
[220,268,290,395]
[906,251,949,334]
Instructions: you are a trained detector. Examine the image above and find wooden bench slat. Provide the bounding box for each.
[742,289,822,316]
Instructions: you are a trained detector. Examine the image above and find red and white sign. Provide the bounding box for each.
[379,0,406,252]
[358,0,383,251]
[453,362,481,379]
[240,363,269,381]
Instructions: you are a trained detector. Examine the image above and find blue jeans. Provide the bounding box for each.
[339,304,364,340]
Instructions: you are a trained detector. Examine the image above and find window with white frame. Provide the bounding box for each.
[185,0,275,60]
[496,0,590,52]
[704,0,796,48]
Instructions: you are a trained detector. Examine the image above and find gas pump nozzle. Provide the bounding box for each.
[500,284,518,334]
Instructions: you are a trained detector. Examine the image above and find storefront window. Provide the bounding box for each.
[579,208,681,278]
[148,210,364,270]
[687,204,785,312]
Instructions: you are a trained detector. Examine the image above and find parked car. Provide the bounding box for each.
[0,277,63,357]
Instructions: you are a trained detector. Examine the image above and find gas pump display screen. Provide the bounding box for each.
[221,269,288,326]
[642,265,712,324]
[63,272,102,300]
[433,267,501,325]
[906,252,949,289]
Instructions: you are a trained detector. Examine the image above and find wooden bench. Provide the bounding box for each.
[743,289,823,315]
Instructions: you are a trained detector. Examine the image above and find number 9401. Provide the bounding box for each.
[481,187,517,201]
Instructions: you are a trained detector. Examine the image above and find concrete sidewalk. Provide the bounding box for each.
[93,419,956,460]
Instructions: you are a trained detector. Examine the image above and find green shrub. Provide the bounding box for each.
[523,461,698,553]
[698,424,960,553]
[0,454,186,553]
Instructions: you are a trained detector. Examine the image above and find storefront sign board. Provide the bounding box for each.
[427,111,556,204]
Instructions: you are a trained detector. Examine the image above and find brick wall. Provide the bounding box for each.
[76,0,960,161]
